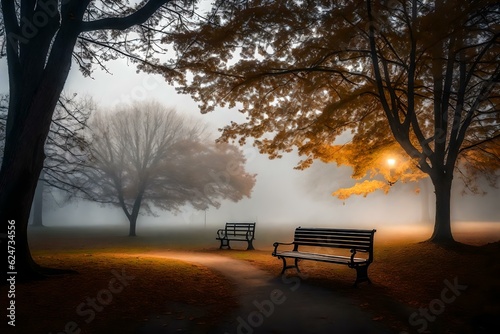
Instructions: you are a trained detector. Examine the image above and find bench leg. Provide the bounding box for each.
[279,257,300,275]
[219,239,231,250]
[295,258,301,273]
[353,265,371,287]
[246,239,255,250]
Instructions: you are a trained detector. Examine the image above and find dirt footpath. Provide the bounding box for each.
[136,251,396,334]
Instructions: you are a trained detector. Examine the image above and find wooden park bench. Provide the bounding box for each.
[272,227,376,286]
[216,222,256,250]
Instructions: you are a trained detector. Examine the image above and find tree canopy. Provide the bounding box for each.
[70,102,255,236]
[167,0,500,242]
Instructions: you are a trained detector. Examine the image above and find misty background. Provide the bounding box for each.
[1,58,499,240]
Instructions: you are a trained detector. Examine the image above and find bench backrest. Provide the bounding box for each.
[225,222,256,238]
[293,227,376,259]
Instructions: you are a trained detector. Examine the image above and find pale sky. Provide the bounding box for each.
[1,57,499,231]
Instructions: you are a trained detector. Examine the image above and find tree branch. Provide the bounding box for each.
[459,132,500,154]
[77,36,177,76]
[80,0,172,32]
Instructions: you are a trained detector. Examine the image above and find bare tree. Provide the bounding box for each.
[71,102,255,236]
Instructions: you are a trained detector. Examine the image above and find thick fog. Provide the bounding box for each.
[42,150,500,227]
[1,59,499,241]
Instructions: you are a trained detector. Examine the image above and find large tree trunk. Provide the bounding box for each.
[32,171,45,227]
[0,105,56,280]
[429,175,455,243]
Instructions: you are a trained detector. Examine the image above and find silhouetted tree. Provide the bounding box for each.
[169,0,500,244]
[70,102,255,236]
[0,0,196,280]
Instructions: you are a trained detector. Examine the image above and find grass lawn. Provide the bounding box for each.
[2,250,237,334]
[3,225,499,333]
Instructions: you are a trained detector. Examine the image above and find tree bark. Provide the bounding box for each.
[430,175,455,243]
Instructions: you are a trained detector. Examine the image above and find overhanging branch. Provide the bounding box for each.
[80,0,172,32]
[78,36,178,76]
[459,133,500,153]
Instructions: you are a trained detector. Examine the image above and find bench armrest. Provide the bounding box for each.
[272,241,294,255]
[350,248,357,265]
[245,230,254,240]
[217,229,226,238]
[349,248,372,266]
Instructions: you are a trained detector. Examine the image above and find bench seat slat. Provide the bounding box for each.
[295,231,371,239]
[294,237,371,245]
[295,232,373,238]
[274,251,368,264]
[295,228,374,233]
[220,235,250,239]
[293,241,371,250]
[295,233,373,239]
[295,235,372,242]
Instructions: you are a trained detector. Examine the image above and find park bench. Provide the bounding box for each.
[216,222,256,250]
[272,227,376,286]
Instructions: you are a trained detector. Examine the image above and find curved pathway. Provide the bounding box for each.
[136,251,395,334]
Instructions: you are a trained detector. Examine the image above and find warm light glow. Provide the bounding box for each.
[387,158,396,167]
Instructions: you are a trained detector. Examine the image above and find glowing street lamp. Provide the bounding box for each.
[387,158,397,186]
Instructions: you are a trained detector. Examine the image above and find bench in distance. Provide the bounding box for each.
[216,222,256,250]
[272,227,376,286]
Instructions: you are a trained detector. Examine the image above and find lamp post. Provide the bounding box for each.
[204,209,207,229]
[387,158,397,186]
